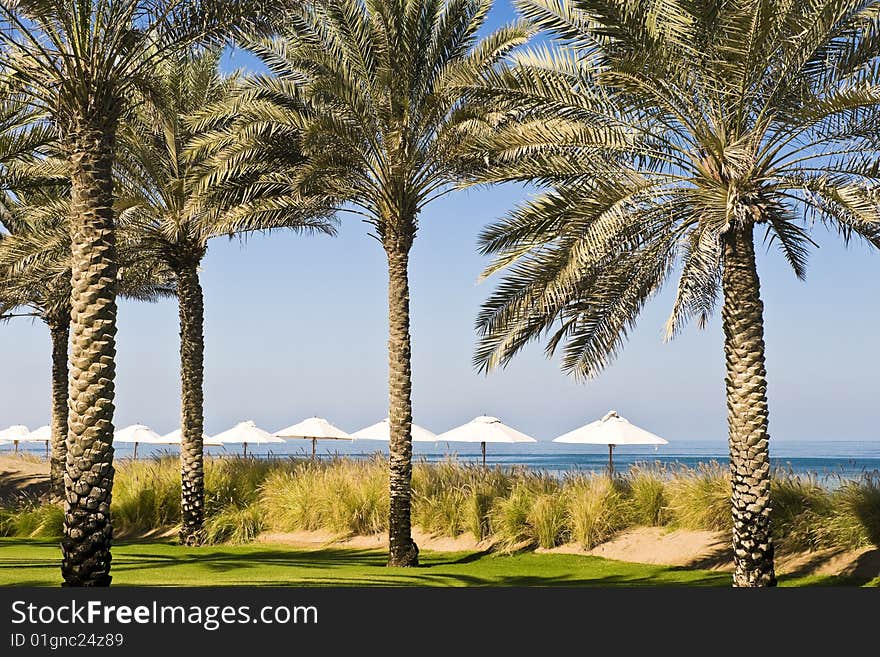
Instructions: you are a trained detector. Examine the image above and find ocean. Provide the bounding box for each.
[7,438,879,482]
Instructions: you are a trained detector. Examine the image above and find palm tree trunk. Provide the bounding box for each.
[385,240,419,567]
[62,123,118,587]
[48,315,70,501]
[177,262,206,546]
[721,223,776,587]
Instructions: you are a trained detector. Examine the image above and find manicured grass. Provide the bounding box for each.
[0,539,871,587]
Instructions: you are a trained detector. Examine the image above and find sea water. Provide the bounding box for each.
[10,438,877,482]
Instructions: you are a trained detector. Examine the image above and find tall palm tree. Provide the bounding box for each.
[202,0,529,565]
[0,96,67,497]
[117,47,336,545]
[0,199,174,500]
[468,0,880,586]
[0,0,281,586]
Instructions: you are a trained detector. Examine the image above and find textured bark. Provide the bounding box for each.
[177,262,206,546]
[721,223,776,587]
[385,240,419,567]
[48,316,70,501]
[62,123,118,587]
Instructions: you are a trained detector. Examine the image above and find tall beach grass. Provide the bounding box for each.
[1,456,877,555]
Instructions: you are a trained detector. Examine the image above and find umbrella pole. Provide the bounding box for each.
[243,443,248,458]
[133,442,138,460]
[45,440,49,460]
[481,441,486,468]
[14,440,18,455]
[312,438,316,459]
[608,444,614,477]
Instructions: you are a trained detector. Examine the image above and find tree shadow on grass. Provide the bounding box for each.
[0,539,753,588]
[427,550,492,566]
[110,547,390,575]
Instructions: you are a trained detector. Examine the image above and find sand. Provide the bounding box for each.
[0,456,875,579]
[538,526,879,579]
[539,527,733,569]
[258,528,493,553]
[0,454,49,504]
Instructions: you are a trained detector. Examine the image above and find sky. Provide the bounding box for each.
[1,1,879,444]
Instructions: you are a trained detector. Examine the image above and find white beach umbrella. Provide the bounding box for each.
[114,424,164,460]
[553,410,668,475]
[275,417,352,457]
[435,415,537,467]
[351,418,437,443]
[0,425,30,454]
[25,425,51,441]
[212,420,283,457]
[159,429,221,447]
[23,425,51,459]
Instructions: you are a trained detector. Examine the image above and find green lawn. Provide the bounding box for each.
[0,539,873,587]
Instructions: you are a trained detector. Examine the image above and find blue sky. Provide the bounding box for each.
[2,1,879,443]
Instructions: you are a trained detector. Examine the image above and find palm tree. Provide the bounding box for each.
[0,200,174,500]
[468,0,880,586]
[117,47,336,545]
[0,0,280,587]
[0,96,67,497]
[204,0,529,565]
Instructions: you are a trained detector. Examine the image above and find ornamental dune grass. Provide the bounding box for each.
[206,457,281,514]
[665,462,732,532]
[564,475,631,549]
[203,502,265,545]
[489,475,563,551]
[770,472,831,552]
[1,456,878,556]
[112,457,181,534]
[626,465,670,526]
[261,456,388,536]
[412,461,513,539]
[0,501,63,538]
[529,491,569,548]
[816,475,880,550]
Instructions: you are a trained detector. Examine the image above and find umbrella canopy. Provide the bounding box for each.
[275,417,352,457]
[351,418,437,443]
[0,425,29,442]
[436,416,537,466]
[553,410,668,474]
[212,421,283,456]
[21,426,50,442]
[160,429,221,446]
[0,425,30,452]
[114,424,164,459]
[114,424,163,444]
[21,426,51,458]
[275,417,351,440]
